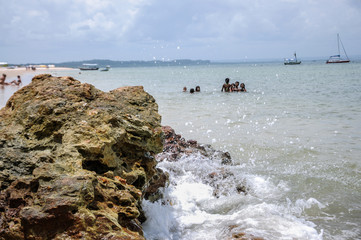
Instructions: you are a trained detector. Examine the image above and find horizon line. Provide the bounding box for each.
[5,54,361,65]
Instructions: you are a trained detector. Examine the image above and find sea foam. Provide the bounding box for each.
[142,152,322,239]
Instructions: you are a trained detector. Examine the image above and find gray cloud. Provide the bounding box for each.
[0,0,360,63]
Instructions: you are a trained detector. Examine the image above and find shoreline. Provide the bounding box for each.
[0,67,75,80]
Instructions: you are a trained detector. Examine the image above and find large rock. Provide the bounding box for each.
[0,74,163,239]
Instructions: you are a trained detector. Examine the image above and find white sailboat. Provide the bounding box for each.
[326,34,350,64]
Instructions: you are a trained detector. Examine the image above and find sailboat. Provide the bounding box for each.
[326,34,350,64]
[284,52,301,65]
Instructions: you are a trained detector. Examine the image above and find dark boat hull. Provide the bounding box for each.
[79,67,99,70]
[284,61,301,65]
[326,60,350,64]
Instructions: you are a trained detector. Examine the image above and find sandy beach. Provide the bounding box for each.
[0,67,76,108]
[0,67,74,80]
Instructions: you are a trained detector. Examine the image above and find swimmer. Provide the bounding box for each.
[233,81,240,92]
[240,83,247,92]
[190,88,195,94]
[183,86,187,92]
[230,83,236,92]
[221,78,231,92]
[195,86,200,92]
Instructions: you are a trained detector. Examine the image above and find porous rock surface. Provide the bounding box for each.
[0,74,163,239]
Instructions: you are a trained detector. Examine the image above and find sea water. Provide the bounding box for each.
[1,61,360,239]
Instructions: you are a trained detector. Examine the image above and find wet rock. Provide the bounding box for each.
[0,74,163,239]
[158,125,232,164]
[226,225,264,240]
[156,126,248,197]
[143,168,169,202]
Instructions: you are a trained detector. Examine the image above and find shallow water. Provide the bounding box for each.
[1,61,360,239]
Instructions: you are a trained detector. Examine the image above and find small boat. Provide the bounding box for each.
[100,65,111,71]
[79,63,99,70]
[326,34,350,64]
[284,52,301,65]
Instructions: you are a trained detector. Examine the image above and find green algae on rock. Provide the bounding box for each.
[0,74,163,239]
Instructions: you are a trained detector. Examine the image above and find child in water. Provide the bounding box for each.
[232,81,240,91]
[240,83,247,92]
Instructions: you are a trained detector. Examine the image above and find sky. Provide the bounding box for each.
[1,0,361,63]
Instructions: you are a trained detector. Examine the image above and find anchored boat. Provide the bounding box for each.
[100,65,111,71]
[79,64,99,70]
[284,52,301,65]
[326,34,350,64]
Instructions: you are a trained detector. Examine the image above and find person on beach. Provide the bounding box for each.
[183,86,187,92]
[190,88,195,93]
[221,78,231,92]
[195,86,200,92]
[0,74,9,85]
[240,83,247,92]
[11,75,22,86]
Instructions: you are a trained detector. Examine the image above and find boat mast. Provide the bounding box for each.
[337,33,340,56]
[338,34,350,60]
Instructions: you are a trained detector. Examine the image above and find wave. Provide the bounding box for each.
[142,126,322,240]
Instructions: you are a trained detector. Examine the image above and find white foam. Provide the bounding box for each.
[143,153,323,240]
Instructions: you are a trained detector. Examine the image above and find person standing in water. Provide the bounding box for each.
[221,78,231,92]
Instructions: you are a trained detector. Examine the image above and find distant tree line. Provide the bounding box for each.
[26,59,212,68]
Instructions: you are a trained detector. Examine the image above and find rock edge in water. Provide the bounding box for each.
[0,74,163,239]
[150,126,247,199]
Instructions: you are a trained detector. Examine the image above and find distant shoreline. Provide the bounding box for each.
[6,56,361,68]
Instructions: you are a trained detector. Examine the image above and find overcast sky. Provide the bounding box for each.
[1,0,361,63]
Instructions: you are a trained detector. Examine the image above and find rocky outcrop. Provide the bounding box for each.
[0,74,163,239]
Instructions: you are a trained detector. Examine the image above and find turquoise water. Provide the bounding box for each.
[1,61,360,239]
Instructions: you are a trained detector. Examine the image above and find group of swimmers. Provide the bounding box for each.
[183,78,246,93]
[221,78,246,92]
[0,74,22,86]
[183,86,201,93]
